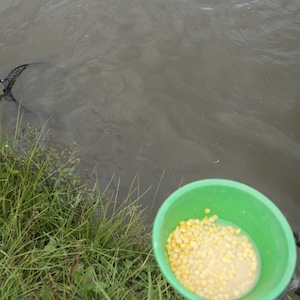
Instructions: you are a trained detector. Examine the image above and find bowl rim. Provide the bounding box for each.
[152,178,297,300]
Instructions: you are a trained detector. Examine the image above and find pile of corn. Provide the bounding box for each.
[166,212,259,300]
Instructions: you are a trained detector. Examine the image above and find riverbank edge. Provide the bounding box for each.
[0,122,183,300]
[0,121,296,300]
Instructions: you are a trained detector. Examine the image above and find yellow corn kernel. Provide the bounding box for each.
[204,208,211,214]
[166,215,259,300]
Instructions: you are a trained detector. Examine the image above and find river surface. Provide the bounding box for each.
[0,0,300,229]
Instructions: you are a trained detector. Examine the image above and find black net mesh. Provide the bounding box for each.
[0,63,73,115]
[1,64,34,113]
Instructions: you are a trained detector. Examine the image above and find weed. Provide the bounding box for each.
[0,122,182,300]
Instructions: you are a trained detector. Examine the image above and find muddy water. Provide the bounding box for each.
[0,0,299,228]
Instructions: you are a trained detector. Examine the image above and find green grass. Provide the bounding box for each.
[0,121,183,300]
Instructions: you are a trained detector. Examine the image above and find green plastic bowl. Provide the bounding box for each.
[152,179,296,300]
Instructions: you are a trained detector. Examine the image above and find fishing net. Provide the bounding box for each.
[0,63,73,115]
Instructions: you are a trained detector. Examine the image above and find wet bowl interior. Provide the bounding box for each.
[152,179,296,300]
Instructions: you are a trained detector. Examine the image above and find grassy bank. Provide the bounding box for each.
[0,122,183,300]
[0,121,297,300]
